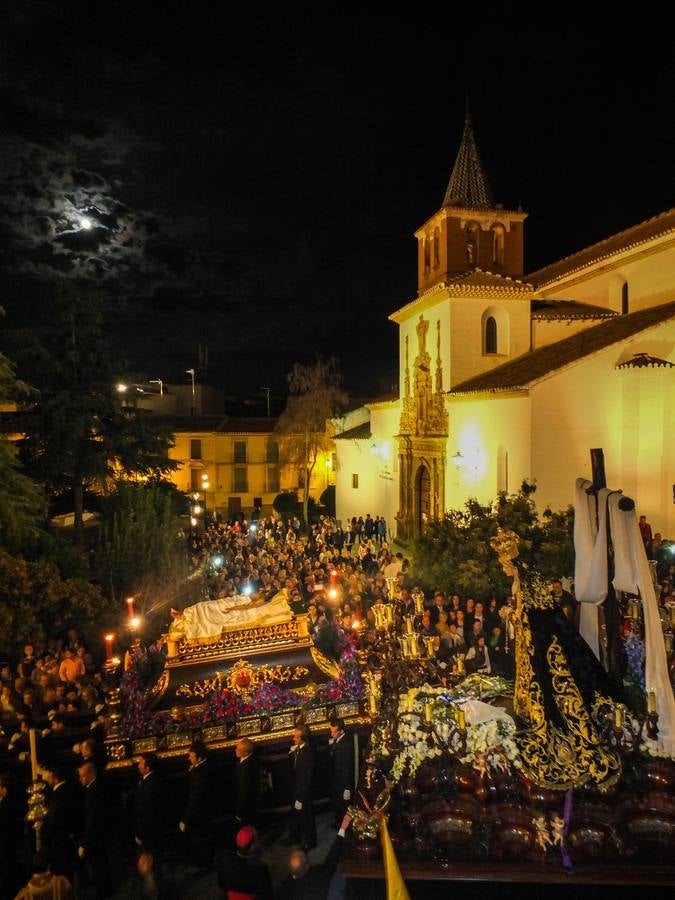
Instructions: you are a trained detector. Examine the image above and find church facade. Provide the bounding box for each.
[334,115,675,540]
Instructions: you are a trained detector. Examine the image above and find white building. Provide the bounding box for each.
[334,114,675,539]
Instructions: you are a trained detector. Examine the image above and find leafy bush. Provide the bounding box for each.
[320,485,336,516]
[412,490,574,600]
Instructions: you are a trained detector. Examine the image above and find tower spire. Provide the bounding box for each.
[442,111,494,210]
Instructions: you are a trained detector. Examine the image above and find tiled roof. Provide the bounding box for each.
[152,415,277,433]
[444,269,532,291]
[450,300,675,394]
[527,209,675,288]
[333,422,372,441]
[442,113,494,211]
[531,299,617,320]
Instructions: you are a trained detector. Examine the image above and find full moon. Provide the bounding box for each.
[79,216,93,230]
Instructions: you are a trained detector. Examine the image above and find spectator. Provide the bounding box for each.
[551,579,578,623]
[638,514,653,549]
[13,849,73,900]
[215,825,273,900]
[58,650,79,686]
[276,821,350,900]
[18,645,37,681]
[465,634,492,675]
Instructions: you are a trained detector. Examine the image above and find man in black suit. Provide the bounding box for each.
[328,717,354,827]
[41,761,77,880]
[215,825,273,900]
[132,752,164,897]
[0,773,26,898]
[234,737,259,828]
[132,752,163,855]
[276,821,350,900]
[77,761,112,898]
[284,725,316,851]
[179,739,214,870]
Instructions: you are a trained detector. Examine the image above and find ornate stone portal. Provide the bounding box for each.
[396,315,449,541]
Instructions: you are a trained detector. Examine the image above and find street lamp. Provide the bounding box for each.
[185,368,196,415]
[200,472,210,519]
[260,386,271,417]
[149,379,164,395]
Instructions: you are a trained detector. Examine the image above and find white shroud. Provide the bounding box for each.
[173,590,292,641]
[574,476,674,757]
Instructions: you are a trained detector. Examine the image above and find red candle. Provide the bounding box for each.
[126,597,135,618]
[105,634,114,659]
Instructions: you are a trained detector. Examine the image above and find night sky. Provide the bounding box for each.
[1,3,673,408]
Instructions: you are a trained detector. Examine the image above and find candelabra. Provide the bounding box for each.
[102,655,125,759]
[25,728,47,851]
[645,689,660,741]
[25,779,48,851]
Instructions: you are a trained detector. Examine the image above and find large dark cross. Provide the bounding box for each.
[587,448,631,691]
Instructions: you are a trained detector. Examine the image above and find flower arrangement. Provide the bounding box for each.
[118,627,363,739]
[119,643,173,738]
[459,717,521,776]
[380,678,520,784]
[624,630,646,690]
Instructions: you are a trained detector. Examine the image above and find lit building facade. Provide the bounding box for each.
[162,416,333,520]
[334,114,675,539]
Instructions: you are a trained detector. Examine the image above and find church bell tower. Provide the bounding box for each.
[415,112,527,294]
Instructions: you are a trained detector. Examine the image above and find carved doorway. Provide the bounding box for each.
[416,464,431,534]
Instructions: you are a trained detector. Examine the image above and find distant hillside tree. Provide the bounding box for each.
[0,318,46,551]
[274,356,346,526]
[3,281,177,547]
[320,485,336,516]
[96,479,189,608]
[0,550,109,658]
[272,491,299,523]
[413,490,574,600]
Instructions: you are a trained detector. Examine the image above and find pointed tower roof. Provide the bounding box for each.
[442,112,494,210]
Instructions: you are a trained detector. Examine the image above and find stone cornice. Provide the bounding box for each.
[390,271,533,323]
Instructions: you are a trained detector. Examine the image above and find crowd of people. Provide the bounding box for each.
[2,508,671,898]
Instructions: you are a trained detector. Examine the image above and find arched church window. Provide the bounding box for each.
[466,223,479,267]
[433,227,440,268]
[424,237,431,273]
[485,316,497,354]
[621,281,629,315]
[492,224,505,266]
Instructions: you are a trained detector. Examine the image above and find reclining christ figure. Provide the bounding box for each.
[169,587,292,642]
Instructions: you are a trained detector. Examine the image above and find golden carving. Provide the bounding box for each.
[399,314,448,438]
[166,732,192,750]
[237,717,262,737]
[132,737,158,754]
[146,670,170,704]
[270,712,296,731]
[175,659,310,700]
[171,618,307,662]
[304,706,329,724]
[310,646,342,680]
[202,725,228,743]
[106,742,128,761]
